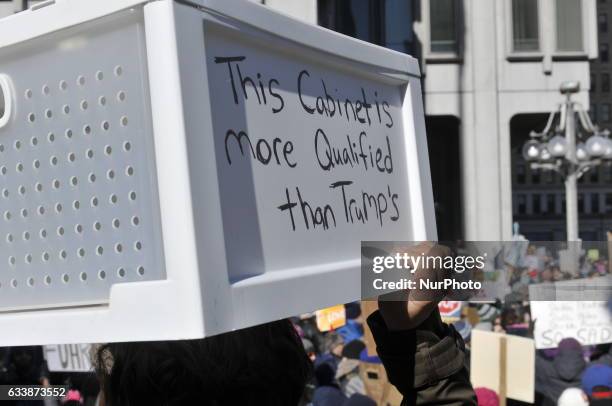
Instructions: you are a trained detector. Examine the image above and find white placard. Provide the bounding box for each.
[0,0,435,345]
[530,301,612,349]
[470,330,535,403]
[44,344,93,372]
[205,29,420,280]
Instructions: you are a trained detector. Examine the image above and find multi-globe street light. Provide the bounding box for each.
[522,81,612,241]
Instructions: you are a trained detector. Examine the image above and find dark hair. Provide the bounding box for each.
[314,363,336,387]
[94,319,312,406]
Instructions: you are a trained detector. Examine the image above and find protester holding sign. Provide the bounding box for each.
[89,243,474,406]
[368,243,477,405]
[536,338,587,406]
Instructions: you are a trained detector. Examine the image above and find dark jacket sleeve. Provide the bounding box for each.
[367,309,477,406]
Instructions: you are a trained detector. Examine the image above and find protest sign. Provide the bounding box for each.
[530,300,612,349]
[438,301,462,323]
[0,0,435,344]
[315,305,346,332]
[529,276,612,301]
[44,344,93,373]
[470,330,535,404]
[587,249,600,262]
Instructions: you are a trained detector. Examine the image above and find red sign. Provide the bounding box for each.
[438,301,462,322]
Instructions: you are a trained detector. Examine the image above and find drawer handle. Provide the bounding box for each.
[0,74,12,129]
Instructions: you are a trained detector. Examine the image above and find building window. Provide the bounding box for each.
[603,73,611,92]
[600,13,609,33]
[606,193,612,213]
[531,168,540,184]
[601,103,611,122]
[592,193,600,214]
[348,0,375,42]
[544,170,554,184]
[516,163,526,184]
[430,0,459,53]
[512,0,540,51]
[590,167,600,183]
[517,194,527,214]
[385,0,414,53]
[556,0,583,52]
[317,1,415,55]
[546,194,556,214]
[600,43,609,62]
[591,74,596,92]
[532,194,542,214]
[578,193,585,213]
[590,103,598,121]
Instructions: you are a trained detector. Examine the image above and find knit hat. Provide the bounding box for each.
[344,302,362,320]
[359,348,381,364]
[557,388,589,406]
[342,339,365,360]
[558,338,582,352]
[477,304,498,323]
[62,389,84,404]
[474,387,499,406]
[582,364,612,396]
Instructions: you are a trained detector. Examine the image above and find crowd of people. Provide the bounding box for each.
[293,298,612,406]
[451,303,612,406]
[492,242,611,303]
[0,299,610,406]
[0,242,611,405]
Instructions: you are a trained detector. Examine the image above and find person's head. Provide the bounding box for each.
[501,308,518,328]
[61,389,84,405]
[557,338,582,352]
[314,362,336,387]
[474,387,499,406]
[94,319,312,406]
[582,364,612,400]
[552,266,564,281]
[342,339,366,360]
[344,302,362,321]
[540,267,553,282]
[323,332,344,357]
[557,388,589,406]
[8,346,42,374]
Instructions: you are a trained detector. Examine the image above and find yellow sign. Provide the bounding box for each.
[587,248,600,262]
[315,305,346,332]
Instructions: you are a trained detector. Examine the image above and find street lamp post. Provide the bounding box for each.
[564,83,579,242]
[522,81,612,242]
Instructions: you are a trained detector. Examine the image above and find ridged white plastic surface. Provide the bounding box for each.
[0,9,165,310]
